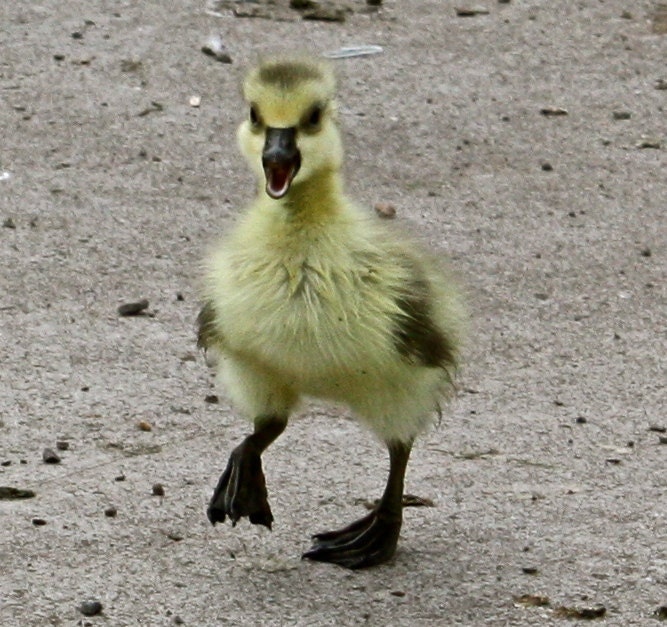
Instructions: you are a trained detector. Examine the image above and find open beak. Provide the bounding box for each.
[262,127,301,199]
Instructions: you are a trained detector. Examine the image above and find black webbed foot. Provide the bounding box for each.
[302,507,402,569]
[207,439,274,529]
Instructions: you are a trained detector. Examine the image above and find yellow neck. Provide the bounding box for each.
[258,168,345,223]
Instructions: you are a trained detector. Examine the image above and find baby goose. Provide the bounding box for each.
[198,56,464,569]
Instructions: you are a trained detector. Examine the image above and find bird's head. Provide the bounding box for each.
[238,56,343,200]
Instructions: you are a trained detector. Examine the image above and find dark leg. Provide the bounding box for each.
[207,415,287,530]
[303,439,412,569]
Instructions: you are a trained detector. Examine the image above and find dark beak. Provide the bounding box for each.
[262,127,301,199]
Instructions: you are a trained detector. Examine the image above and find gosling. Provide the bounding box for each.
[198,56,464,569]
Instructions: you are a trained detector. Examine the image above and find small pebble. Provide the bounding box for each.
[137,420,152,432]
[455,7,490,16]
[390,590,406,597]
[0,487,35,499]
[152,483,165,496]
[290,0,315,7]
[104,506,118,518]
[575,416,587,424]
[374,202,397,218]
[79,600,103,617]
[541,162,553,171]
[42,448,61,464]
[522,566,539,575]
[302,5,346,21]
[204,394,219,404]
[612,110,631,120]
[173,616,185,625]
[540,106,568,116]
[118,299,149,316]
[640,247,652,257]
[514,594,550,607]
[637,138,661,149]
[56,440,70,451]
[32,518,47,526]
[554,605,606,619]
[189,95,201,108]
[201,36,233,64]
[2,217,16,229]
[114,474,126,482]
[655,605,667,619]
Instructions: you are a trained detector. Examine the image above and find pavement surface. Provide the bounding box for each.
[1,1,665,625]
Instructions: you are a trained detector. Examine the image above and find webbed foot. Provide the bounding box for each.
[302,508,402,569]
[207,440,274,529]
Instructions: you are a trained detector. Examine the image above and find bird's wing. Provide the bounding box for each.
[196,300,221,351]
[392,276,457,371]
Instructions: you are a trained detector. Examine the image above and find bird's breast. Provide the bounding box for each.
[211,246,399,388]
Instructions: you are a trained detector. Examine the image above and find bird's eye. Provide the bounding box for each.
[249,105,260,127]
[305,106,322,129]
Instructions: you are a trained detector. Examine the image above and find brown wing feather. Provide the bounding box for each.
[197,301,221,350]
[393,278,457,370]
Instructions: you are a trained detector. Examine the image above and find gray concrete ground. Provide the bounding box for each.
[1,1,665,625]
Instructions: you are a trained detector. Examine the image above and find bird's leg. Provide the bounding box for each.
[207,415,287,530]
[303,439,412,569]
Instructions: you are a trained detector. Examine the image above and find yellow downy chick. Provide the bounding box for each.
[199,56,464,569]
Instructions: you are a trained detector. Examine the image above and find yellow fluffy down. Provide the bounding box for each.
[202,196,464,443]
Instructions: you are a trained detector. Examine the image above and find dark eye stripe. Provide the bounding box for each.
[250,105,259,125]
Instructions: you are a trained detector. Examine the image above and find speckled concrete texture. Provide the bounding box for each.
[1,1,665,625]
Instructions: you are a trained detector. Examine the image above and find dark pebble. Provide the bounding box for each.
[79,600,103,617]
[659,436,667,445]
[71,31,84,39]
[104,506,118,518]
[118,299,149,316]
[522,566,539,575]
[575,416,587,424]
[3,217,16,229]
[541,162,553,171]
[152,483,165,496]
[42,448,61,464]
[655,605,667,619]
[204,394,219,404]
[0,487,36,499]
[114,474,126,482]
[173,616,185,625]
[1,460,11,467]
[56,440,70,451]
[32,518,47,526]
[640,247,652,257]
[612,110,631,120]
